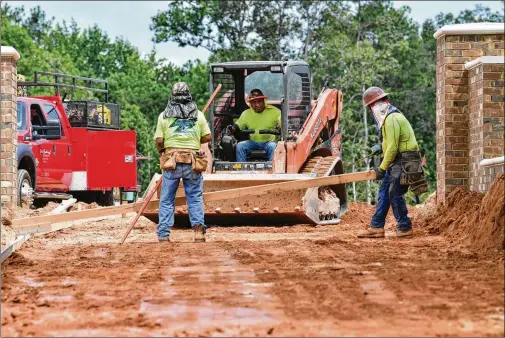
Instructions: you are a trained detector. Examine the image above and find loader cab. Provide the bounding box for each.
[209,61,312,171]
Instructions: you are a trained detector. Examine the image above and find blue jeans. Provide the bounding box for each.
[236,140,277,161]
[371,163,412,231]
[158,164,206,239]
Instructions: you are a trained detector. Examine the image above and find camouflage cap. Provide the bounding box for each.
[172,82,191,97]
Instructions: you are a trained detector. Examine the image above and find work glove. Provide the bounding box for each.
[374,167,386,181]
[371,144,382,156]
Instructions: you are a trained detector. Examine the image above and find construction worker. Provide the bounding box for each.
[358,86,425,239]
[154,82,211,243]
[230,88,281,161]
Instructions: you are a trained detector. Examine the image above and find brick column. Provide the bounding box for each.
[434,23,504,204]
[1,46,21,209]
[466,57,504,192]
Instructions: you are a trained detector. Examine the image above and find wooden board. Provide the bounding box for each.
[13,223,52,235]
[141,170,376,210]
[11,170,375,227]
[1,234,30,264]
[12,203,140,227]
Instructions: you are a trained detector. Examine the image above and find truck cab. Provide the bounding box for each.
[16,71,140,207]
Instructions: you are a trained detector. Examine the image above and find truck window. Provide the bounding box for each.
[17,102,27,130]
[245,71,283,102]
[43,103,64,136]
[30,104,47,136]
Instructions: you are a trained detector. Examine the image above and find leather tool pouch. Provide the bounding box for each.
[400,151,429,195]
[160,151,176,170]
[192,151,208,173]
[160,148,208,173]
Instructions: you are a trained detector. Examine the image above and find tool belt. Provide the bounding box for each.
[160,148,208,173]
[396,150,428,196]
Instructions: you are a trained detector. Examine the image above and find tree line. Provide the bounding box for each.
[2,1,503,202]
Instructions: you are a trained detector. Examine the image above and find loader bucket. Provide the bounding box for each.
[142,157,347,227]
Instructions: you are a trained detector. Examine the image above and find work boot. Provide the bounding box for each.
[194,225,206,243]
[158,237,170,242]
[393,228,413,238]
[357,227,385,238]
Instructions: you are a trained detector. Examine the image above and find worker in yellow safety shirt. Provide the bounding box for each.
[358,86,427,239]
[229,88,281,162]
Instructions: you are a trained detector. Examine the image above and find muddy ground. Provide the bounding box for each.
[1,202,504,337]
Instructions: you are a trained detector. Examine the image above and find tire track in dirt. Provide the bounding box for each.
[2,241,287,337]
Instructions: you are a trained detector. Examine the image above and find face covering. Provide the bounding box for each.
[371,101,389,129]
[162,82,198,120]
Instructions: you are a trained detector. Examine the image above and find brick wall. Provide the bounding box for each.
[468,61,504,192]
[1,47,20,209]
[434,24,504,204]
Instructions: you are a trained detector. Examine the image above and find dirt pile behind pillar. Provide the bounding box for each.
[418,173,504,253]
[1,207,16,250]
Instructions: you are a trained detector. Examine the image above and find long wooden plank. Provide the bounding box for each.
[13,223,52,235]
[140,170,376,210]
[11,170,375,227]
[1,234,30,264]
[11,203,140,227]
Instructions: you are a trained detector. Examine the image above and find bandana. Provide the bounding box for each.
[162,82,198,120]
[371,101,389,130]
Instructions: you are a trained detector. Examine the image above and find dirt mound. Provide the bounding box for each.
[1,208,16,250]
[421,173,504,252]
[414,192,436,224]
[2,207,13,226]
[341,202,375,225]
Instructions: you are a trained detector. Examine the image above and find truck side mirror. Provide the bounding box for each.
[31,120,61,140]
[45,120,62,139]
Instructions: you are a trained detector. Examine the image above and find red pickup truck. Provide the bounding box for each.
[16,72,139,207]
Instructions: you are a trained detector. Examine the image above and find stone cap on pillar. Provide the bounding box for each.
[434,22,505,39]
[465,55,505,69]
[1,46,21,60]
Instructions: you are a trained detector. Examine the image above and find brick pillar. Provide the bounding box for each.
[466,57,504,192]
[1,46,21,209]
[434,23,504,204]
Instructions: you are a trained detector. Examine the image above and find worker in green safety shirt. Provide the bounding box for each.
[229,88,281,161]
[358,86,428,239]
[154,82,211,243]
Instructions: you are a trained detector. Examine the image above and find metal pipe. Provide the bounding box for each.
[480,156,504,167]
[33,192,73,200]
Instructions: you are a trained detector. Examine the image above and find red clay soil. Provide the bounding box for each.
[418,173,504,253]
[1,201,504,336]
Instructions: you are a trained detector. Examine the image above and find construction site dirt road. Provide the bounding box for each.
[2,189,504,337]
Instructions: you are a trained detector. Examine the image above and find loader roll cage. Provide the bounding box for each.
[18,71,121,130]
[209,61,313,164]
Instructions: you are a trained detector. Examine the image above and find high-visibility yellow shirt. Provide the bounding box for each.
[380,113,419,170]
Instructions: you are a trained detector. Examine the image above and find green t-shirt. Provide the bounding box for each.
[235,105,281,143]
[380,113,419,170]
[153,110,211,150]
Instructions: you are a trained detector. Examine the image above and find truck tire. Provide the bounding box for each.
[17,169,32,207]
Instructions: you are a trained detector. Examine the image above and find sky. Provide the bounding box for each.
[4,1,504,66]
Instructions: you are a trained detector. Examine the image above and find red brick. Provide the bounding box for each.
[484,87,504,95]
[462,49,484,57]
[445,78,468,85]
[484,72,504,80]
[451,43,471,50]
[444,49,462,57]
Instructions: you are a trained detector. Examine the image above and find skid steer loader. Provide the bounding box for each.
[143,60,347,226]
